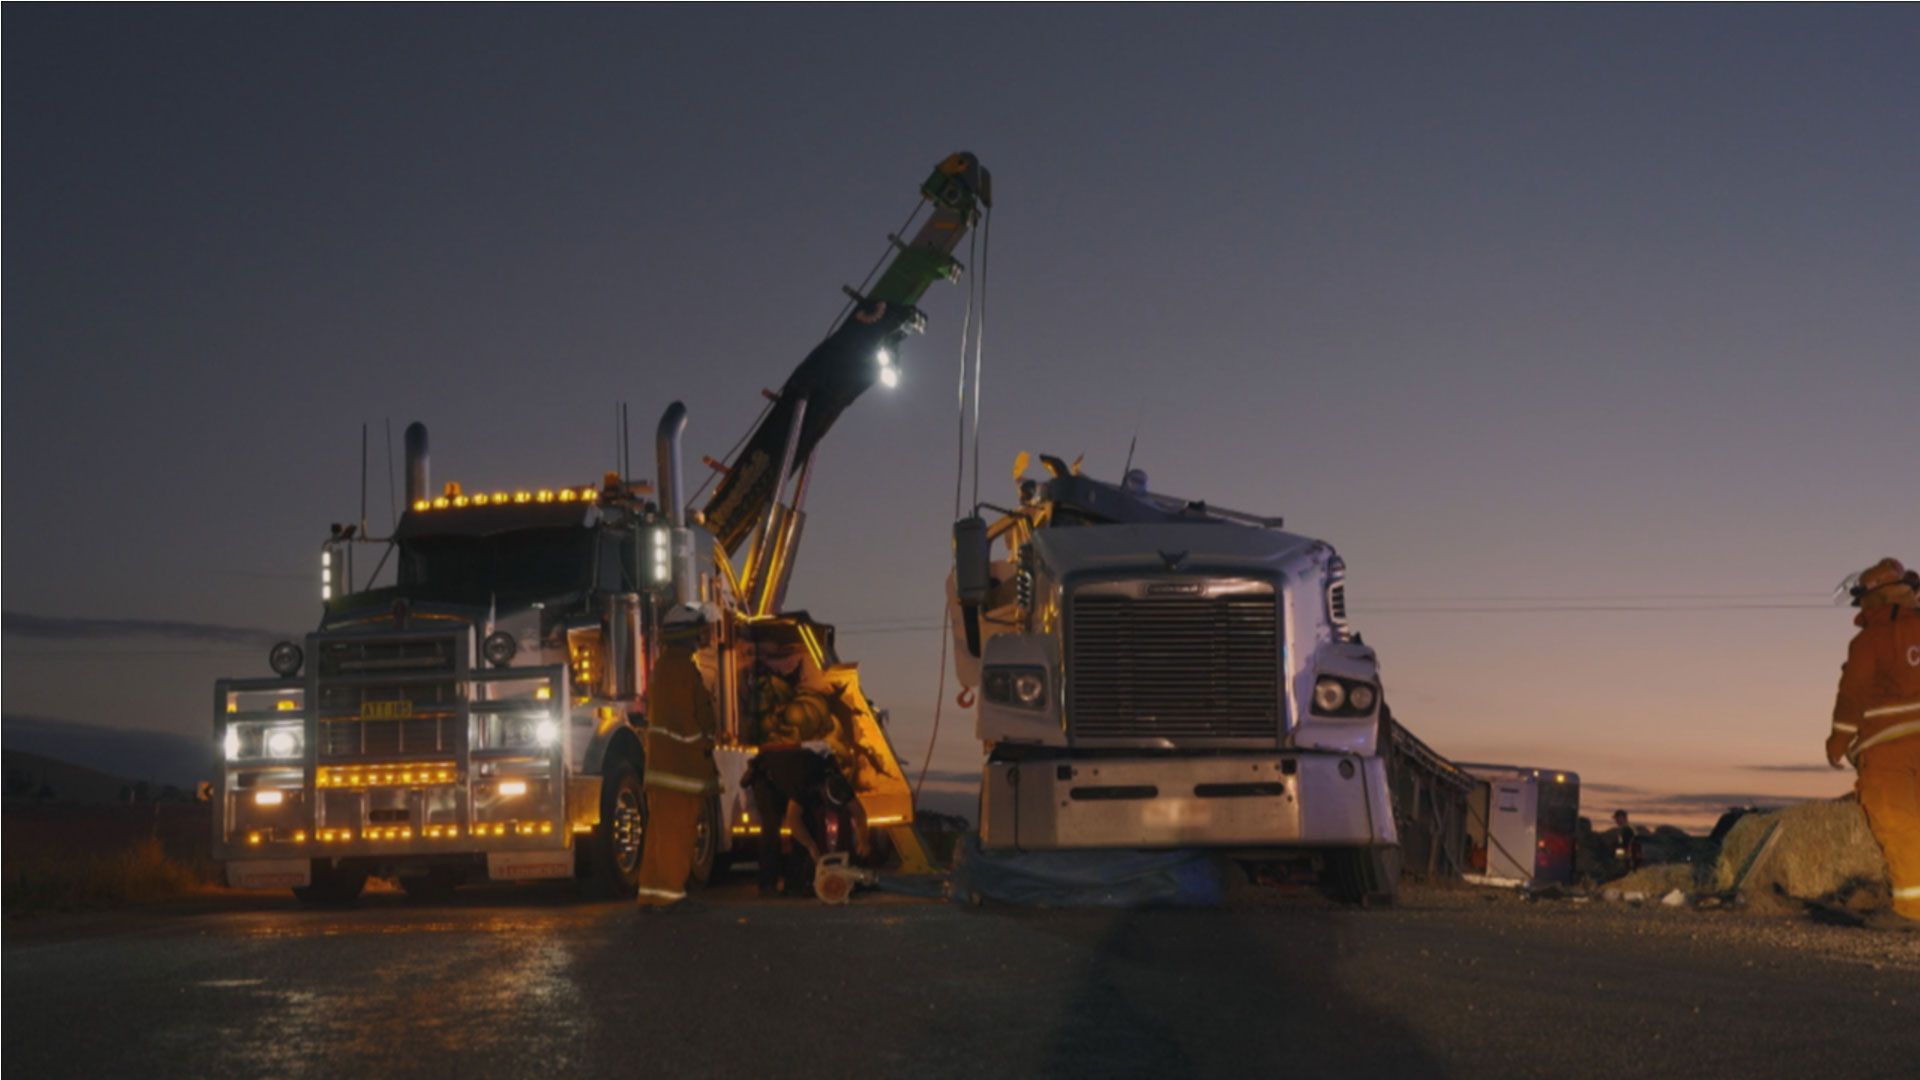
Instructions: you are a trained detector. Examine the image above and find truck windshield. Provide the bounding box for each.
[397,528,594,605]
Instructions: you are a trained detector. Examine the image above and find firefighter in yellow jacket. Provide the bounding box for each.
[636,604,719,910]
[1826,557,1920,921]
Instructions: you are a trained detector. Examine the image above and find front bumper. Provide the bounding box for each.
[214,629,579,887]
[979,751,1397,852]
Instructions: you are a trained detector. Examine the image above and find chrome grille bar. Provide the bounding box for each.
[1068,580,1279,741]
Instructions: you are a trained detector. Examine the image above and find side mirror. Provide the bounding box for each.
[953,517,991,658]
[953,517,991,605]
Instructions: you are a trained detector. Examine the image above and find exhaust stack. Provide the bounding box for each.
[404,422,430,507]
[656,402,687,528]
[655,403,695,604]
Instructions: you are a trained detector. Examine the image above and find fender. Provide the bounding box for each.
[585,720,645,778]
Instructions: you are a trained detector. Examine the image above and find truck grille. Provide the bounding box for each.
[1068,584,1279,741]
[315,634,466,759]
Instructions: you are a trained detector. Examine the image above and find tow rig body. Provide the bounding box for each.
[215,152,991,900]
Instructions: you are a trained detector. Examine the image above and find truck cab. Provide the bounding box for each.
[952,463,1401,902]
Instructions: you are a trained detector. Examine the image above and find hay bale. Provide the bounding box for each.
[1710,795,1888,908]
[1609,863,1702,896]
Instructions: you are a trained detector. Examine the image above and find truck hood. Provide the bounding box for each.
[1033,523,1323,580]
[319,593,490,634]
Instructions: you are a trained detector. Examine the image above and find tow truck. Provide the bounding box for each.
[214,152,991,902]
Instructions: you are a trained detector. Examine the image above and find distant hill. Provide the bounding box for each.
[2,749,159,804]
[1,715,211,791]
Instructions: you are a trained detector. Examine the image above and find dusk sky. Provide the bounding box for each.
[6,8,1916,827]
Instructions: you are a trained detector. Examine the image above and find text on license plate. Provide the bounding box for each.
[361,699,414,720]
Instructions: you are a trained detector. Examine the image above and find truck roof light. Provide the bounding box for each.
[412,499,431,512]
[558,488,577,502]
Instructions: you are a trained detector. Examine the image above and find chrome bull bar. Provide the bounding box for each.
[214,627,570,864]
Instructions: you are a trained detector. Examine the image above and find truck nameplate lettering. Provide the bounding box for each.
[361,699,413,720]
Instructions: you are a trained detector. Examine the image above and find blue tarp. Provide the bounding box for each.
[941,834,1227,908]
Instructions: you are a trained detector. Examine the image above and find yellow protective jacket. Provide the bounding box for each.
[644,647,719,795]
[1828,599,1920,767]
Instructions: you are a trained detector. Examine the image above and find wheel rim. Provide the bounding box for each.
[613,787,645,873]
[692,802,713,869]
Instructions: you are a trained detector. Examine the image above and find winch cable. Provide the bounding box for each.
[685,393,776,506]
[970,204,991,509]
[916,215,985,801]
[822,198,927,340]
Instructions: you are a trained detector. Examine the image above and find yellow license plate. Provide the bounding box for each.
[361,699,414,720]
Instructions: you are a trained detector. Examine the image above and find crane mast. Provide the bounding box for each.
[702,152,992,614]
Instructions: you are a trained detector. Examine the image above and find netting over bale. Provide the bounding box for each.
[1710,795,1889,910]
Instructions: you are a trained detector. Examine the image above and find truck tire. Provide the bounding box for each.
[293,860,368,907]
[588,760,646,898]
[1323,846,1400,908]
[686,795,721,890]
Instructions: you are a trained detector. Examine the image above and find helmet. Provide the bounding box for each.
[1838,558,1919,609]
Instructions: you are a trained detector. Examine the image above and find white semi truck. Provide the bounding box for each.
[950,460,1473,903]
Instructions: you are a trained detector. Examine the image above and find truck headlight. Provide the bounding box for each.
[984,665,1048,710]
[1313,679,1347,713]
[1311,676,1379,718]
[504,716,560,749]
[224,727,241,761]
[269,641,304,677]
[264,726,303,759]
[483,631,517,668]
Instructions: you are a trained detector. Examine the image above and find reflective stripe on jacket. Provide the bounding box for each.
[1829,601,1920,766]
[645,646,719,794]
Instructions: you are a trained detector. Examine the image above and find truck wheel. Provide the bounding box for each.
[1323,847,1400,908]
[687,795,721,890]
[293,860,368,907]
[589,760,646,898]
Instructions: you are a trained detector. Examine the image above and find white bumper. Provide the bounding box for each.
[979,752,1397,852]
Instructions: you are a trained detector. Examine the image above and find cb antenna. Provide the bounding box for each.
[1121,400,1143,480]
[359,422,369,536]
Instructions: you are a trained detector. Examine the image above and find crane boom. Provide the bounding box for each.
[702,152,991,558]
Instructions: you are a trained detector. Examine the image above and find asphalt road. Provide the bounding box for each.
[6,880,1919,1079]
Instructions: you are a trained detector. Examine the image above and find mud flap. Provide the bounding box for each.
[487,850,573,881]
[228,859,312,889]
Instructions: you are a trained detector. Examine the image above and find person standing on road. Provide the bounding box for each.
[636,604,719,911]
[1607,810,1642,874]
[1827,557,1920,922]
